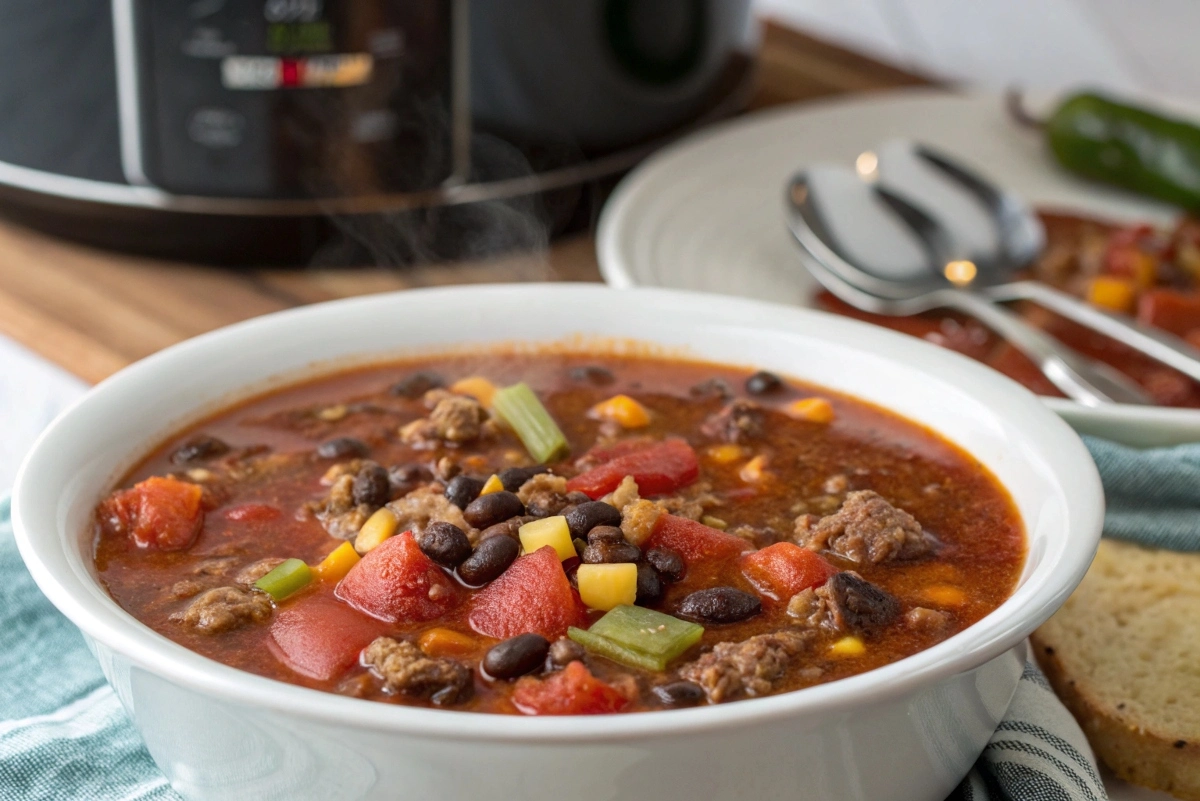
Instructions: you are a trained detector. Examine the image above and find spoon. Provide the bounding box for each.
[785,170,1153,406]
[872,140,1200,385]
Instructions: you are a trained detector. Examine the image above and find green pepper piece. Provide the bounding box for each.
[254,558,312,602]
[568,605,704,671]
[492,382,569,463]
[1047,92,1200,210]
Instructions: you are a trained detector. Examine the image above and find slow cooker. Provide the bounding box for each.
[0,0,757,263]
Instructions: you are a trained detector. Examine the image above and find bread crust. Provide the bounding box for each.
[1032,539,1200,800]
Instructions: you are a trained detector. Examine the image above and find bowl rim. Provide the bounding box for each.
[11,283,1103,743]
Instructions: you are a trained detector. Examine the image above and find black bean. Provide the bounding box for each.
[827,573,900,632]
[389,464,431,495]
[582,540,641,564]
[636,562,664,606]
[566,502,623,539]
[415,522,473,568]
[483,633,551,680]
[653,681,706,707]
[645,547,685,583]
[586,525,626,545]
[444,475,485,509]
[677,587,761,624]
[546,638,585,670]
[317,437,368,459]
[463,491,525,529]
[498,465,548,493]
[352,465,391,507]
[390,371,444,399]
[171,435,230,464]
[565,491,591,505]
[745,370,784,396]
[479,515,535,541]
[569,365,616,386]
[458,535,520,585]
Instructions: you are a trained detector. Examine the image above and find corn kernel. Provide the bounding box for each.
[418,628,478,658]
[355,507,399,554]
[588,394,651,428]
[829,636,866,657]
[786,397,835,424]
[739,454,771,483]
[923,585,967,607]
[480,474,504,495]
[451,376,497,407]
[318,404,348,421]
[706,444,746,465]
[518,515,575,561]
[1087,276,1137,313]
[577,563,638,611]
[313,541,360,583]
[701,515,728,530]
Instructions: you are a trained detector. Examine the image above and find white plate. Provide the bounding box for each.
[598,87,1200,448]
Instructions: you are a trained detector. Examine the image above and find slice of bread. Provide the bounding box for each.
[1032,539,1200,800]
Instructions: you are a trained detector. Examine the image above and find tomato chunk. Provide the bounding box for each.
[99,476,204,551]
[468,546,586,640]
[1138,289,1200,338]
[741,542,838,601]
[566,439,699,500]
[512,661,629,715]
[267,594,384,681]
[643,513,749,566]
[335,531,459,623]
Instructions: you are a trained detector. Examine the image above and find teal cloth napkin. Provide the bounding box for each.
[5,435,1194,800]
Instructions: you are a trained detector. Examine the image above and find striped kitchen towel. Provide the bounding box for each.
[0,491,1105,801]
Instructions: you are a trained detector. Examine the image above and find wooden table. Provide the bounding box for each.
[0,23,924,385]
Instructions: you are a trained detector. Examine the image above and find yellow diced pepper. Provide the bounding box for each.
[1086,276,1137,314]
[355,507,399,554]
[479,474,504,495]
[313,541,360,583]
[786,397,835,424]
[418,627,478,658]
[588,394,651,428]
[739,454,770,483]
[451,376,497,407]
[829,636,866,657]
[923,584,967,607]
[576,563,638,611]
[518,515,575,561]
[706,444,747,465]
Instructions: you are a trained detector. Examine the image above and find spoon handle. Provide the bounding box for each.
[985,280,1200,384]
[938,291,1153,406]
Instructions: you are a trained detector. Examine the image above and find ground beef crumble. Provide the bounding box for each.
[400,389,488,448]
[171,586,272,634]
[788,572,900,634]
[517,474,571,517]
[362,637,473,705]
[678,629,814,703]
[385,485,474,541]
[794,490,934,564]
[701,400,765,444]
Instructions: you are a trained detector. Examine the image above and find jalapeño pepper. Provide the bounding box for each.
[1045,92,1200,210]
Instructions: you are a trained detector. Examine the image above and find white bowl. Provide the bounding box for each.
[12,285,1102,801]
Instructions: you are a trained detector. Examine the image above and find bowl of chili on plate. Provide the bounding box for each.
[11,284,1102,801]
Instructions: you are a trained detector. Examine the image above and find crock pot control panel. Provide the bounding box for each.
[129,0,457,198]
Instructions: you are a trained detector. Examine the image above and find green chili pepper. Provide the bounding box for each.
[1045,92,1200,209]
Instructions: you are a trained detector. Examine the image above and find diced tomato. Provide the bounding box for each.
[99,476,204,551]
[468,546,587,640]
[267,594,384,681]
[643,514,749,566]
[335,531,459,623]
[576,438,656,466]
[741,542,838,601]
[223,503,281,522]
[512,661,629,715]
[565,439,699,500]
[1138,289,1200,338]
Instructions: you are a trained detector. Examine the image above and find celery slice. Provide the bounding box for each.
[491,382,569,463]
[568,605,704,671]
[254,558,312,602]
